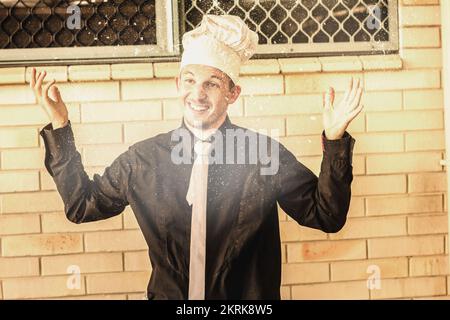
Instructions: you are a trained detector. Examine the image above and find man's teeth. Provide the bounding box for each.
[190,104,208,111]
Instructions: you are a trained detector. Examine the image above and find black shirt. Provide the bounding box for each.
[39,116,355,300]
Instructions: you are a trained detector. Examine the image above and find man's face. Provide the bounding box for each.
[176,64,240,130]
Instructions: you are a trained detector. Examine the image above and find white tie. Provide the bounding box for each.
[186,140,212,300]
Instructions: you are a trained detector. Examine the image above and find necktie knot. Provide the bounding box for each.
[194,140,212,157]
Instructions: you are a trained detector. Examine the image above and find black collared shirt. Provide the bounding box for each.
[40,116,355,300]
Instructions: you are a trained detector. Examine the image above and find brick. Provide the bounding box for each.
[83,144,129,167]
[403,90,443,110]
[0,214,41,235]
[292,280,369,299]
[410,255,448,276]
[0,171,40,193]
[84,230,148,252]
[285,73,361,94]
[68,65,110,81]
[278,58,321,73]
[0,84,35,105]
[71,123,122,145]
[402,0,438,4]
[280,135,322,157]
[240,59,280,75]
[41,212,122,233]
[287,240,366,263]
[280,221,328,242]
[1,148,45,170]
[121,79,178,100]
[41,253,123,275]
[55,294,127,300]
[368,235,444,258]
[86,271,150,294]
[401,27,440,48]
[319,56,363,72]
[0,127,37,148]
[2,233,83,256]
[402,48,442,69]
[25,66,68,83]
[239,75,284,96]
[348,197,365,218]
[40,170,56,191]
[371,277,446,299]
[123,207,139,229]
[0,105,48,127]
[1,191,64,213]
[400,6,441,26]
[153,62,179,78]
[281,262,329,285]
[0,67,25,84]
[245,94,322,116]
[352,174,407,196]
[408,215,448,235]
[361,91,403,112]
[232,117,285,137]
[366,194,443,216]
[57,81,120,102]
[81,100,162,123]
[124,120,180,143]
[331,216,406,240]
[331,257,408,281]
[2,275,86,299]
[359,55,403,71]
[408,172,446,193]
[127,293,148,300]
[124,251,152,271]
[352,133,404,154]
[287,114,365,136]
[406,130,444,151]
[365,70,440,91]
[366,152,443,174]
[296,156,322,176]
[0,257,40,278]
[111,63,153,80]
[280,286,290,300]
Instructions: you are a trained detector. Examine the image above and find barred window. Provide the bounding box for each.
[0,0,398,65]
[183,0,399,56]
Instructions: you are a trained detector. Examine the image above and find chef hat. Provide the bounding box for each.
[180,14,259,85]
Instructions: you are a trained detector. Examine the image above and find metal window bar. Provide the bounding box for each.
[182,0,399,56]
[0,0,180,65]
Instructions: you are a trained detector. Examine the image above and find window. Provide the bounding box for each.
[0,0,398,65]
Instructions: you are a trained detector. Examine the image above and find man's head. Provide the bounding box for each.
[177,14,258,131]
[176,64,241,130]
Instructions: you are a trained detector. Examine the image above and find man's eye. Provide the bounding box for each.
[184,79,194,84]
[207,82,219,88]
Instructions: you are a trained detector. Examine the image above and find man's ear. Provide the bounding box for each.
[226,85,241,104]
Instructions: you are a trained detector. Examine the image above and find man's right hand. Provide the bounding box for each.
[30,67,69,129]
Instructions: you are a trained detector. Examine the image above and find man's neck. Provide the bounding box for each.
[183,117,226,141]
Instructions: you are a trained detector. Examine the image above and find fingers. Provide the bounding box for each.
[323,87,335,110]
[49,85,61,102]
[343,77,353,102]
[348,78,361,103]
[35,70,46,92]
[347,104,364,122]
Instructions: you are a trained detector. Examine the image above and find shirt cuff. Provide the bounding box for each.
[321,130,356,163]
[39,121,76,164]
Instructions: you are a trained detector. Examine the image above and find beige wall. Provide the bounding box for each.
[0,0,446,299]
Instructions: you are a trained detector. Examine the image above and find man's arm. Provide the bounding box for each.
[276,131,355,233]
[40,122,135,223]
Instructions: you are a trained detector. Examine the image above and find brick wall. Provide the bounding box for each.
[0,0,447,299]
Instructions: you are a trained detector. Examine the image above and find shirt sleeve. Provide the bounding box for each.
[276,130,356,233]
[39,122,135,224]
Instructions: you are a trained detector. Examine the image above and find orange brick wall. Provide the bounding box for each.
[0,0,447,299]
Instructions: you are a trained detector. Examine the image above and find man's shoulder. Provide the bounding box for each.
[128,128,179,154]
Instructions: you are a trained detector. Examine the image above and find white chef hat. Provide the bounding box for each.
[180,14,259,85]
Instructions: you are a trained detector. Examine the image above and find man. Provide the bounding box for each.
[32,15,363,299]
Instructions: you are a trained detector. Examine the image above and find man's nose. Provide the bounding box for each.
[191,84,207,101]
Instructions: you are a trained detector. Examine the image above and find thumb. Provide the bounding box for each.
[49,85,61,102]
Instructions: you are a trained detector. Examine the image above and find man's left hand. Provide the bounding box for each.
[323,77,364,140]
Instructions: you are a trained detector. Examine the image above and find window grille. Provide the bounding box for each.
[182,0,399,56]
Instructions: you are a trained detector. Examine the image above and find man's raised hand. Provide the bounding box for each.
[322,77,364,140]
[30,67,68,129]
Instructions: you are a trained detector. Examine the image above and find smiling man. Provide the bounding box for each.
[34,14,362,300]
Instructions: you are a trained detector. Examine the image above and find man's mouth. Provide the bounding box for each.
[188,102,210,113]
